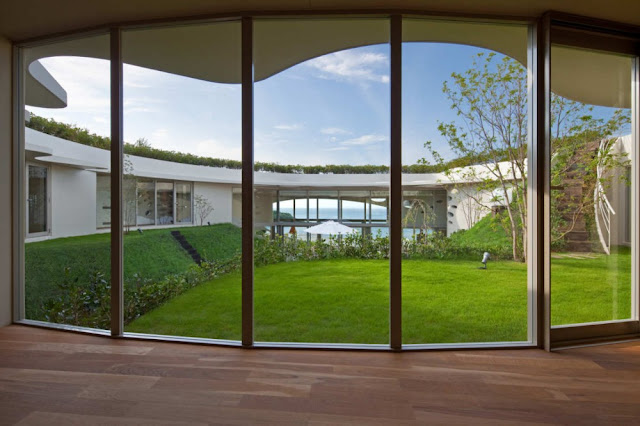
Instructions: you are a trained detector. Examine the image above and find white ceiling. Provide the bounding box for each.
[2,0,640,42]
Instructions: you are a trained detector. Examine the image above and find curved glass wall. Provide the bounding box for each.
[16,13,639,349]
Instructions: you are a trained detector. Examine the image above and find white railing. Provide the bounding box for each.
[594,139,616,255]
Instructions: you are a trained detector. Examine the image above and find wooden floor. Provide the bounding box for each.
[1,326,639,425]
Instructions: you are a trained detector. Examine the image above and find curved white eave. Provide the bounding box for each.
[24,18,632,110]
[34,154,108,170]
[24,128,449,187]
[24,18,633,111]
[26,60,67,108]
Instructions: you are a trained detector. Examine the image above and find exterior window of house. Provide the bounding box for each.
[340,191,368,222]
[27,164,48,235]
[96,174,110,228]
[175,183,192,224]
[156,181,174,225]
[136,179,155,226]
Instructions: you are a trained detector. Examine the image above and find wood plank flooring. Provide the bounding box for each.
[0,325,639,425]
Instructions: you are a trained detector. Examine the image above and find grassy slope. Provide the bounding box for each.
[450,212,511,247]
[25,224,241,317]
[179,224,241,262]
[128,250,631,344]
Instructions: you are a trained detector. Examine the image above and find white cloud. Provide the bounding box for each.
[340,134,388,146]
[324,147,349,151]
[274,123,303,131]
[195,139,242,161]
[321,127,350,135]
[152,128,169,139]
[306,50,389,84]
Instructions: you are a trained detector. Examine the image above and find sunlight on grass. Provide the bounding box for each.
[129,250,630,344]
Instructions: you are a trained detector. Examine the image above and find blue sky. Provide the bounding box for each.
[29,43,518,166]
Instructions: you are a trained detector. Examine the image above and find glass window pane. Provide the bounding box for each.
[550,44,633,326]
[402,19,530,344]
[96,174,110,229]
[156,181,174,225]
[27,165,48,234]
[253,18,390,344]
[122,21,242,340]
[136,179,155,226]
[176,183,192,224]
[23,34,111,330]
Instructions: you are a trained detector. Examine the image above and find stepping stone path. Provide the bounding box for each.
[170,230,203,265]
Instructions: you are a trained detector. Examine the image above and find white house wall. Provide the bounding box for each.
[193,182,233,226]
[607,135,633,247]
[50,164,97,238]
[23,128,562,241]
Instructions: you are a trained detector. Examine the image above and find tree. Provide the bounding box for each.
[548,100,629,250]
[122,155,137,233]
[423,52,629,261]
[455,189,488,229]
[402,198,436,240]
[195,195,214,226]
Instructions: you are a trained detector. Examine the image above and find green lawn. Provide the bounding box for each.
[127,258,528,343]
[551,246,631,325]
[127,249,631,344]
[25,223,241,318]
[26,221,631,343]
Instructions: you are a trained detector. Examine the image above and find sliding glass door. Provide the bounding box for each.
[549,27,638,345]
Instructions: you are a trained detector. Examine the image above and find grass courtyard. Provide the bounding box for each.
[25,224,632,344]
[126,249,631,344]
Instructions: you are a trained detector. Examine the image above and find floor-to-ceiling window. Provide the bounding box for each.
[401,19,531,344]
[15,13,640,349]
[22,33,111,330]
[120,21,242,340]
[253,18,390,344]
[549,33,636,343]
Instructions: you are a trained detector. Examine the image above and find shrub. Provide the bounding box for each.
[41,255,241,329]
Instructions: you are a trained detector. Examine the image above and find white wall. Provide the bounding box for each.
[0,36,12,326]
[193,182,233,226]
[50,164,97,238]
[607,167,631,247]
[254,190,276,226]
[446,185,507,236]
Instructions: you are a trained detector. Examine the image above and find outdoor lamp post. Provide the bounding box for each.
[481,252,490,269]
